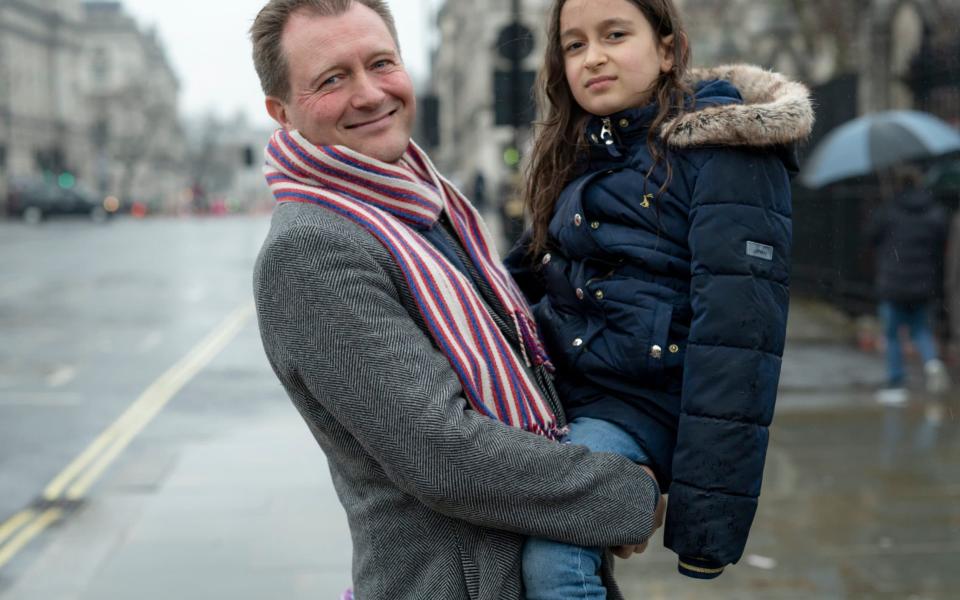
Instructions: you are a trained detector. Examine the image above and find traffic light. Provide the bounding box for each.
[472,172,487,210]
[502,146,521,168]
[58,172,76,189]
[242,146,256,167]
[418,95,441,149]
[493,21,537,128]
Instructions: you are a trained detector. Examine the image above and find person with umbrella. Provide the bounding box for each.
[866,164,951,404]
[800,110,960,403]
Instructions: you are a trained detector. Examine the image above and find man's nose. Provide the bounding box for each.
[350,72,387,109]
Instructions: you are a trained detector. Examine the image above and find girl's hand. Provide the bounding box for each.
[612,466,666,559]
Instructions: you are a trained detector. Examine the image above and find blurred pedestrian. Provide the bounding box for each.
[248,1,663,599]
[505,0,813,592]
[867,164,950,404]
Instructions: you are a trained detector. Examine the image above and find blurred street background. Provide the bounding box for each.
[1,0,959,599]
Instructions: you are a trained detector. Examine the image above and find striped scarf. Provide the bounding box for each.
[264,129,561,439]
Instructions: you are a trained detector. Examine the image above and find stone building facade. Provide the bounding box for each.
[0,0,90,204]
[80,1,186,211]
[0,0,186,214]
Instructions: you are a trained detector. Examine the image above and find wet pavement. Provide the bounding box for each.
[618,397,960,599]
[1,217,958,599]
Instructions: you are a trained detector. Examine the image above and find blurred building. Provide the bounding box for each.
[182,112,274,215]
[680,0,959,121]
[0,0,91,211]
[81,1,187,212]
[426,0,551,233]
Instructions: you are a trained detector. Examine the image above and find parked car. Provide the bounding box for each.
[5,177,109,223]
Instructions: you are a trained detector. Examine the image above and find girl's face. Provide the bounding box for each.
[560,0,674,117]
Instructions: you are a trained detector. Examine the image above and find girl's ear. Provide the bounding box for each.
[659,33,675,73]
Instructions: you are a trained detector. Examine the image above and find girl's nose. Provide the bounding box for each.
[584,45,607,70]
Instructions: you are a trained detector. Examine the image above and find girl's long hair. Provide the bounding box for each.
[524,0,693,257]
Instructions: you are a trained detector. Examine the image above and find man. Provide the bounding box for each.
[250,1,662,598]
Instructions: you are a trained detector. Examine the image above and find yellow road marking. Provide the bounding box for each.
[0,302,254,569]
[43,303,253,500]
[0,508,62,569]
[64,303,253,499]
[0,510,36,547]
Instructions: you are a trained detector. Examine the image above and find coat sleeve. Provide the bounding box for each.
[254,222,660,548]
[503,228,547,305]
[664,150,792,577]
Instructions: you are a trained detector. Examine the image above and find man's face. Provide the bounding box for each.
[266,4,415,164]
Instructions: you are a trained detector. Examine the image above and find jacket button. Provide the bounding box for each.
[575,288,585,300]
[572,337,583,347]
[650,345,663,359]
[619,118,630,128]
[573,213,583,226]
[541,253,552,265]
[590,221,600,230]
[594,290,604,300]
[669,344,680,353]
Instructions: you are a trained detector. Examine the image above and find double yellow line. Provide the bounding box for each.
[0,303,254,570]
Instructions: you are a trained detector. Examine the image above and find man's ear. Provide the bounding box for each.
[659,34,675,73]
[265,96,290,129]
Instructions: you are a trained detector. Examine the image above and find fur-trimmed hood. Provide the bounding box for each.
[664,64,814,148]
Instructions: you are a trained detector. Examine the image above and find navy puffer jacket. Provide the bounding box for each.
[507,65,813,577]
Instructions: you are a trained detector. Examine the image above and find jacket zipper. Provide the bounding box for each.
[599,117,622,158]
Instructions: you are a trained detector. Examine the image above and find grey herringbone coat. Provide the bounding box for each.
[253,201,660,600]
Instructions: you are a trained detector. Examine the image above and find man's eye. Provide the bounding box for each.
[320,75,342,88]
[373,59,393,69]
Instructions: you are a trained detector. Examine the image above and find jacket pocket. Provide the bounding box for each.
[587,293,674,381]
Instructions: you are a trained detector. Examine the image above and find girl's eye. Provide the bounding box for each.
[608,31,626,40]
[565,41,584,53]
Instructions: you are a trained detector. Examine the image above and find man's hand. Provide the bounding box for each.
[611,466,666,559]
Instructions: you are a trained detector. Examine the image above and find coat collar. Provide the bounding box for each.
[583,64,813,158]
[664,64,814,148]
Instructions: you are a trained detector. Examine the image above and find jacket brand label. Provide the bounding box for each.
[746,241,774,261]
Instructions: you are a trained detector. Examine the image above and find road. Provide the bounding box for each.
[0,215,958,599]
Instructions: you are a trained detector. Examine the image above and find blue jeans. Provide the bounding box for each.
[879,301,939,385]
[522,417,650,600]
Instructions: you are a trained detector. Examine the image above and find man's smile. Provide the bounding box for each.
[345,108,399,130]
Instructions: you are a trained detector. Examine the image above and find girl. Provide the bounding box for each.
[506,0,813,596]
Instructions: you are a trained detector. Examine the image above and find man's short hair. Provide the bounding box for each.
[250,0,400,101]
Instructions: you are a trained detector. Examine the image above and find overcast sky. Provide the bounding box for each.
[121,0,437,129]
